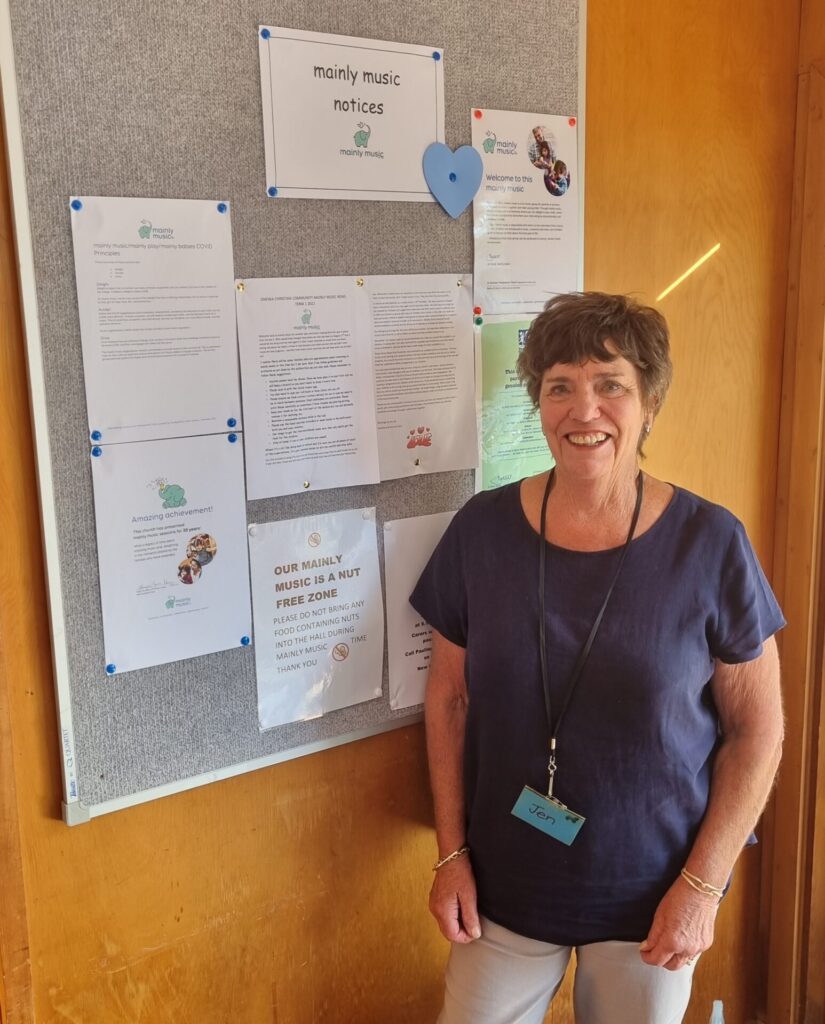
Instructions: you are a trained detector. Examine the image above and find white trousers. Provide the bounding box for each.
[438,918,697,1024]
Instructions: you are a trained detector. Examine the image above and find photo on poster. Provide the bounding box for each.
[476,315,554,490]
[472,109,579,315]
[70,196,241,445]
[90,433,251,674]
[249,508,384,730]
[258,27,445,201]
[384,511,456,710]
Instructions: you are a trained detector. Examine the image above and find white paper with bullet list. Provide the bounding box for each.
[235,276,380,499]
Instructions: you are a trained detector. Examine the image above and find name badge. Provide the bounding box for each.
[511,786,585,846]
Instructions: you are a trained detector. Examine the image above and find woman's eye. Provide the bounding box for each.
[601,380,624,394]
[546,384,569,397]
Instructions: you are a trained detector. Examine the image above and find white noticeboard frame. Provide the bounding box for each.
[258,26,445,202]
[0,0,586,824]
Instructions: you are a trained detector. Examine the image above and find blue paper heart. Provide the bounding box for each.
[423,143,483,219]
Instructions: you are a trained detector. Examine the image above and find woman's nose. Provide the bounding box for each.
[570,387,600,421]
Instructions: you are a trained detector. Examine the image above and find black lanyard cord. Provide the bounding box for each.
[538,470,644,748]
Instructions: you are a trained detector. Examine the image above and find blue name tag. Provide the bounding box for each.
[511,786,585,846]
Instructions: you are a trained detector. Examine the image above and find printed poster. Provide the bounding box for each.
[258,27,445,201]
[360,274,477,480]
[70,196,240,444]
[384,512,455,709]
[472,109,579,315]
[236,273,477,497]
[249,508,384,729]
[477,315,554,490]
[235,277,380,499]
[90,433,251,674]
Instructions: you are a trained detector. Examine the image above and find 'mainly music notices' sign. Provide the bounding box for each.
[258,27,445,201]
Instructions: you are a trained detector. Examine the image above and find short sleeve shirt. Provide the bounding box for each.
[410,483,785,945]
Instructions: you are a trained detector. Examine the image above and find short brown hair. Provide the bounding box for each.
[517,292,672,413]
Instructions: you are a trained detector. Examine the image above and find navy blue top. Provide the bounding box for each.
[410,482,785,945]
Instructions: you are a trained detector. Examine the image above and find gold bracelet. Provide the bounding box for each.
[433,845,470,871]
[680,867,724,901]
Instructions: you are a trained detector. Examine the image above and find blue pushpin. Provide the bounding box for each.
[227,417,237,428]
[91,446,103,457]
[241,635,251,646]
[449,172,457,182]
[105,663,116,675]
[228,433,238,443]
[71,198,83,211]
[432,51,441,61]
[267,186,278,197]
[217,202,228,214]
[90,429,102,441]
[261,27,271,39]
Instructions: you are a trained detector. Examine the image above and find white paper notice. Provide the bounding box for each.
[384,512,455,710]
[235,277,380,499]
[472,110,579,315]
[249,508,384,729]
[258,27,444,201]
[359,274,478,480]
[70,196,241,444]
[90,433,251,674]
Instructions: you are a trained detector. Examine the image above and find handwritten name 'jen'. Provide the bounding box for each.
[529,803,556,824]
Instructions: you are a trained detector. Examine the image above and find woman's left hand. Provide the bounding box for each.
[639,877,719,970]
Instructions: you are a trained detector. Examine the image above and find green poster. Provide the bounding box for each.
[479,317,554,490]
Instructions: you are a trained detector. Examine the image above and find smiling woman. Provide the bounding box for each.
[410,291,786,1024]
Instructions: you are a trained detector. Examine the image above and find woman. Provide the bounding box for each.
[411,292,784,1024]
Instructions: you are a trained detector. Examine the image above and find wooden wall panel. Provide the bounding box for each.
[583,1,798,1023]
[0,0,802,1022]
[15,714,447,1021]
[801,0,825,69]
[766,62,825,1024]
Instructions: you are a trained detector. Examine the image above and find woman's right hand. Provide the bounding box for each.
[429,856,482,943]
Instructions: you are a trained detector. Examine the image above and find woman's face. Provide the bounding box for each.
[538,342,648,485]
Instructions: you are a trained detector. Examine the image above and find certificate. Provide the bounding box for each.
[249,508,384,729]
[472,109,579,315]
[477,315,554,490]
[258,27,444,201]
[235,277,380,499]
[384,512,455,709]
[70,196,240,444]
[359,274,477,480]
[90,433,251,673]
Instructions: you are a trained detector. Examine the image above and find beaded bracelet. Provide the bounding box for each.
[680,867,724,901]
[433,845,470,871]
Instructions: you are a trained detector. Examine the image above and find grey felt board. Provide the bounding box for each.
[8,0,578,810]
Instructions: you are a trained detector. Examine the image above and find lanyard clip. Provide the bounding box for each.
[547,737,557,798]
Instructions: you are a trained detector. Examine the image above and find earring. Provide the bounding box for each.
[643,423,651,436]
